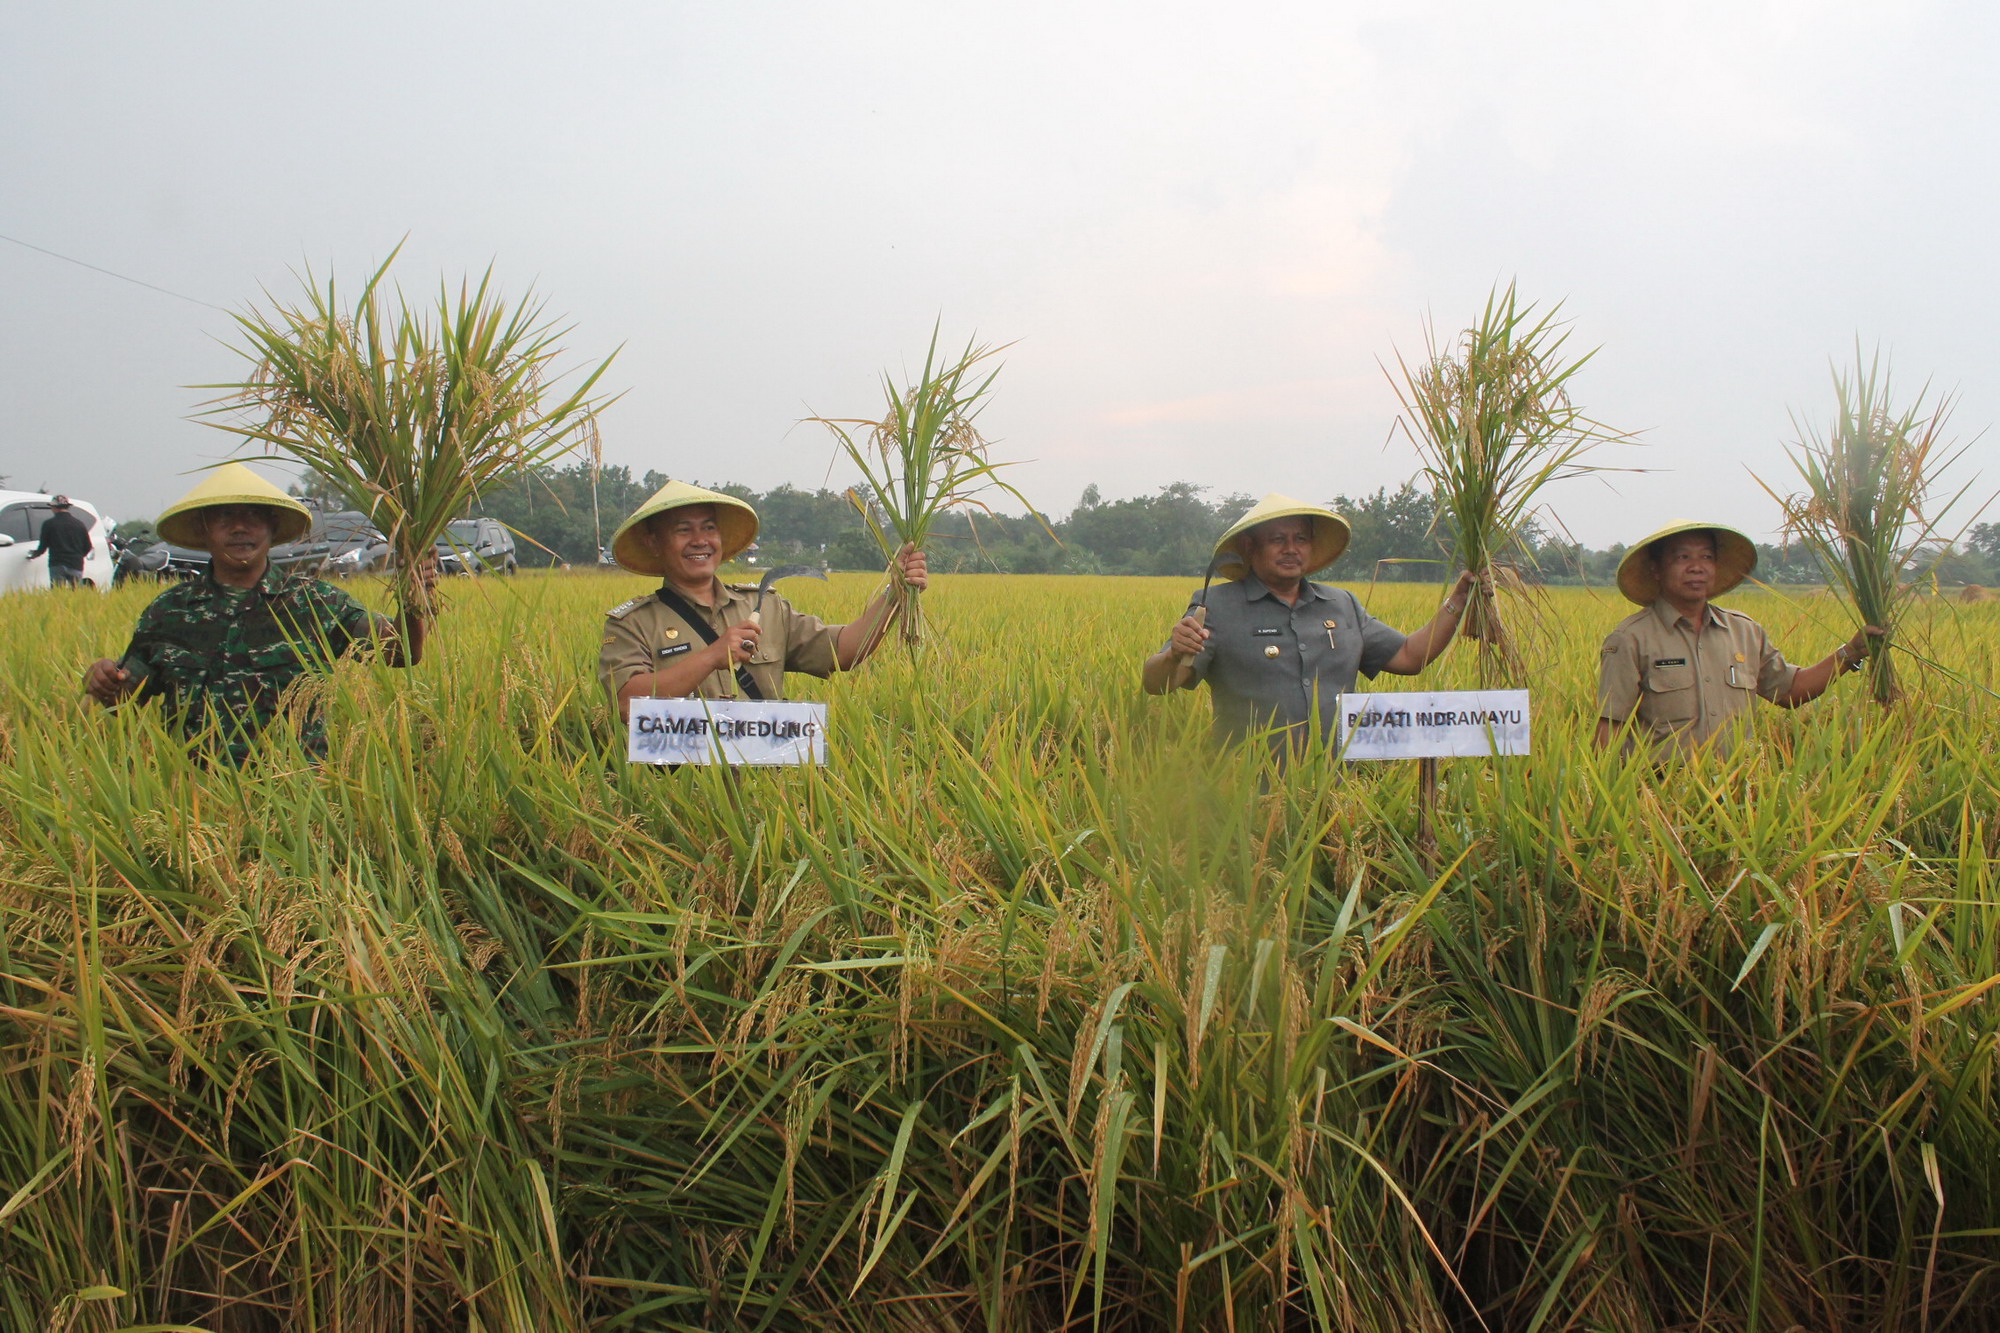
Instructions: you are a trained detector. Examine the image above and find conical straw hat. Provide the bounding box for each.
[611,480,760,577]
[156,462,314,549]
[1212,493,1351,581]
[1615,519,1758,605]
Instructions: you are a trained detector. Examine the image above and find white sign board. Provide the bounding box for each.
[628,698,828,766]
[1336,689,1531,760]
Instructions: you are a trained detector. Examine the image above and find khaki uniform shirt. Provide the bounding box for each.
[1597,598,1798,756]
[598,580,842,707]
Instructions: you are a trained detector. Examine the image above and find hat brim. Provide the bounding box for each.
[1213,505,1351,581]
[156,498,314,550]
[1616,522,1758,605]
[611,492,760,577]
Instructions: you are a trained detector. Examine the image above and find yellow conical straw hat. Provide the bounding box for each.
[1212,493,1351,581]
[156,462,314,549]
[610,479,760,577]
[1615,519,1758,605]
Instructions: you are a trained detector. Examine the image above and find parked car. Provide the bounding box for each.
[436,517,517,575]
[0,491,114,593]
[268,508,390,576]
[313,511,390,575]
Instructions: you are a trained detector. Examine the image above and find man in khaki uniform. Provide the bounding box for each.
[598,480,925,719]
[1595,521,1883,756]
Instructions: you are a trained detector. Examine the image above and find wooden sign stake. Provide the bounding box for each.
[1416,755,1440,866]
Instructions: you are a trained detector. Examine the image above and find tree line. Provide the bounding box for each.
[280,461,1998,586]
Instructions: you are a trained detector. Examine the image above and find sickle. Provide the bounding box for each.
[1190,550,1232,629]
[749,564,829,625]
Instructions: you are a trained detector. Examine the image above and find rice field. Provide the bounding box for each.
[3,570,1998,1331]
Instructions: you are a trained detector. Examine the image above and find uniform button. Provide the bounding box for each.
[1264,645,1281,658]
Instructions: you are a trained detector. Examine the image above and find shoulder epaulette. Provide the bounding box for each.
[607,596,651,620]
[727,581,761,593]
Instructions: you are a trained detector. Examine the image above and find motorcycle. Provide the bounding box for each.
[113,536,205,584]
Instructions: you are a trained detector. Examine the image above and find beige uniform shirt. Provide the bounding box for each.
[1597,598,1799,756]
[598,581,842,708]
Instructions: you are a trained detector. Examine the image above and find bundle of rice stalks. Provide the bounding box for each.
[201,246,616,621]
[1390,283,1629,684]
[1759,348,1976,706]
[812,325,1047,647]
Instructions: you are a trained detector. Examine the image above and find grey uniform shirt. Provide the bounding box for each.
[1170,575,1408,742]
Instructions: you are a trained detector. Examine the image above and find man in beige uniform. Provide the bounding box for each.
[1594,520,1883,756]
[598,480,925,719]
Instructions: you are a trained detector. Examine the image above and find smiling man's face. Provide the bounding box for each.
[646,504,724,590]
[1245,516,1314,588]
[202,504,278,576]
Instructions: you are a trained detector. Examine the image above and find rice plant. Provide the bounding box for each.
[200,243,617,620]
[5,571,1999,1329]
[812,325,1046,647]
[1389,283,1630,684]
[1760,346,1980,705]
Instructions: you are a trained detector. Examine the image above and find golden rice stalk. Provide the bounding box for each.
[199,243,618,621]
[811,324,1049,647]
[1390,283,1631,685]
[1759,347,1980,706]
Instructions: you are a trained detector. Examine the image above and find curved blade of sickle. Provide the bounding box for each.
[1192,551,1231,629]
[754,564,830,615]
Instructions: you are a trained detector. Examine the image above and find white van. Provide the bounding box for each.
[0,491,115,593]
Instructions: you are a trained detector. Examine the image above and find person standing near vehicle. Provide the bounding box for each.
[82,463,432,765]
[27,495,92,587]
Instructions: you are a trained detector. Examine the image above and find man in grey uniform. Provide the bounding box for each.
[1143,494,1477,745]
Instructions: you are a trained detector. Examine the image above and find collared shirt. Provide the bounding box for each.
[598,579,843,708]
[120,566,382,764]
[1597,597,1799,756]
[1169,574,1407,742]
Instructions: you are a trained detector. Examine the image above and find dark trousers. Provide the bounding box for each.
[49,562,84,587]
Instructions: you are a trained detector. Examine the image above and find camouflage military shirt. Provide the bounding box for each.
[119,566,385,764]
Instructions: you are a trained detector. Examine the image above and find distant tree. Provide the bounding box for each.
[467,462,657,565]
[1061,482,1251,576]
[1969,522,2000,563]
[1328,482,1444,582]
[1909,542,1993,587]
[288,469,348,504]
[1753,542,1827,586]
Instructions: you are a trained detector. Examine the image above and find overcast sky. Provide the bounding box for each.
[3,1,1995,547]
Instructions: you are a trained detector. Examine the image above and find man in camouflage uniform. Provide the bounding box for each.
[83,464,430,764]
[597,480,923,718]
[1594,520,1884,757]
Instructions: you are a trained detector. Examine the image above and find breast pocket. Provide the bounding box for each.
[1642,662,1697,723]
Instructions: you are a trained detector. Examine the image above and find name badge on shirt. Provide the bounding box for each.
[659,643,693,658]
[1252,627,1282,636]
[1653,657,1687,667]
